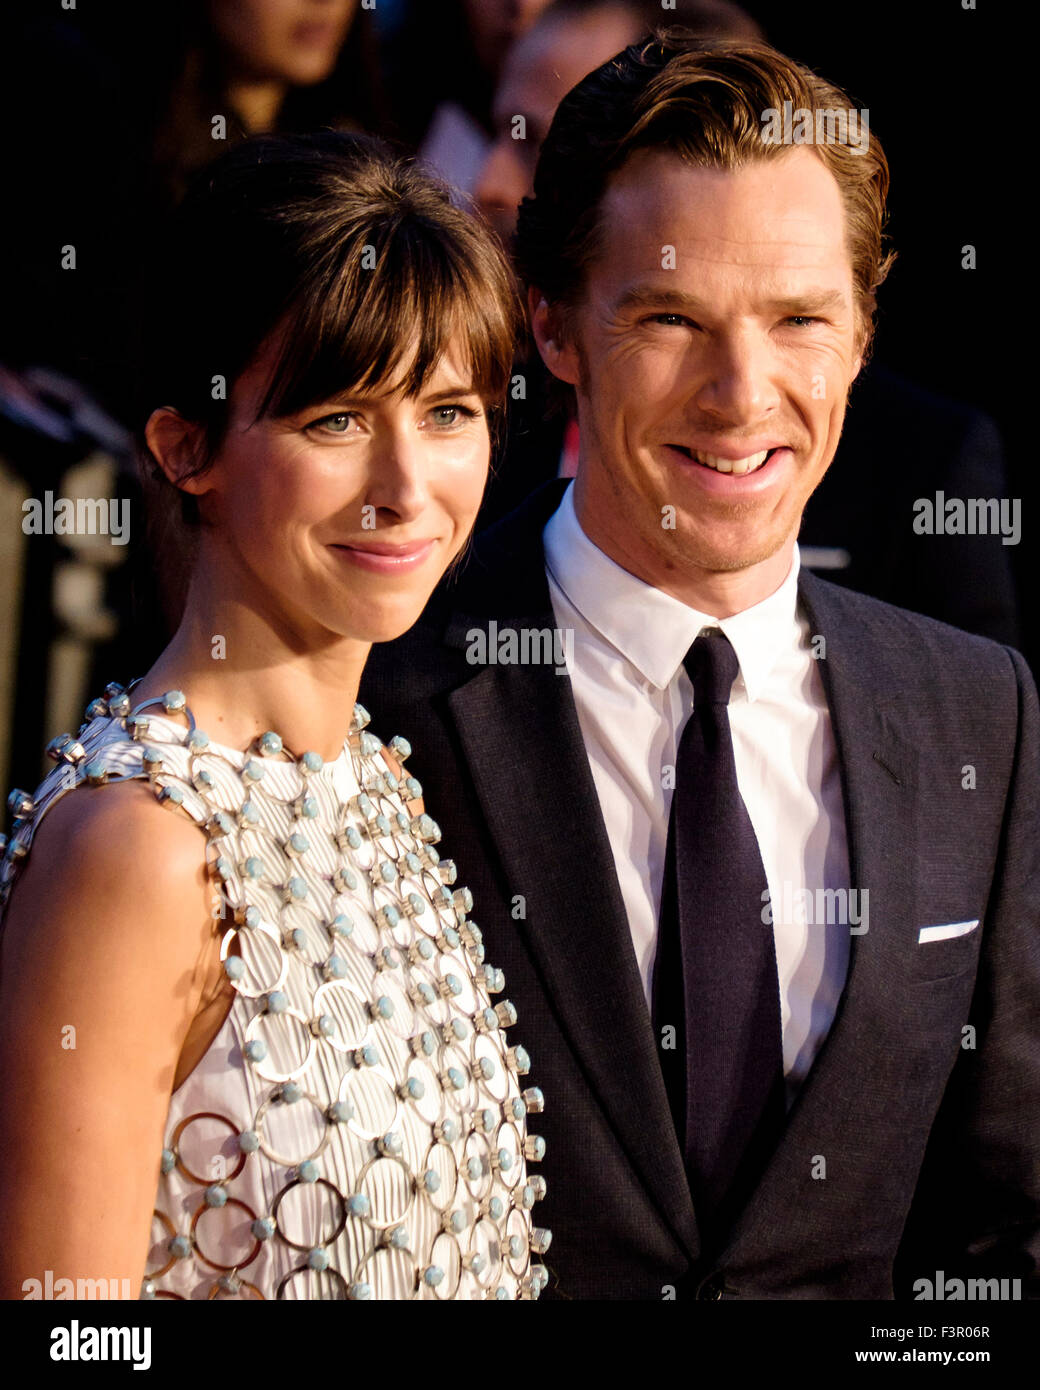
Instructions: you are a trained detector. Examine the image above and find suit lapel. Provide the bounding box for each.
[722,572,923,1253]
[442,483,700,1258]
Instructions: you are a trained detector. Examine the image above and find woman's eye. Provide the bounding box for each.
[308,412,357,434]
[428,404,478,428]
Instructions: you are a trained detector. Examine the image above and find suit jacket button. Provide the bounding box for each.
[697,1274,725,1300]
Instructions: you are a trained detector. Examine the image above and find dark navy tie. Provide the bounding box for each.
[651,628,785,1244]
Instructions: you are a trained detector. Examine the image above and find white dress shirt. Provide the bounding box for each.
[543,483,851,1102]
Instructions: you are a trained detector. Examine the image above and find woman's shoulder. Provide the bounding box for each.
[0,682,217,929]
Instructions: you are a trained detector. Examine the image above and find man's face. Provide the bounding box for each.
[535,146,864,606]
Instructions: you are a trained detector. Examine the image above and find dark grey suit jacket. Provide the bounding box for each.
[361,479,1040,1300]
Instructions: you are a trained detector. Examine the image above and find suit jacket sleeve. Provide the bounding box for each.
[896,644,1040,1296]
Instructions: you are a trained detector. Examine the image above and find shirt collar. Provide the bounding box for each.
[543,481,802,702]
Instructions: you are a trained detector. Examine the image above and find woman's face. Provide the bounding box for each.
[208,0,358,87]
[184,330,492,646]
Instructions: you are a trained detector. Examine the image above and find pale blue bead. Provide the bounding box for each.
[520,1184,535,1209]
[378,1131,403,1157]
[239,1129,260,1153]
[380,905,401,929]
[243,760,265,782]
[224,956,245,981]
[404,777,422,800]
[160,1148,175,1175]
[509,1097,525,1121]
[488,1196,504,1220]
[299,1160,319,1183]
[281,1081,302,1104]
[512,1045,531,1073]
[479,1108,495,1132]
[360,1045,380,1067]
[348,1282,372,1300]
[508,1236,524,1259]
[479,1057,496,1080]
[404,852,422,874]
[497,1149,512,1172]
[289,833,309,854]
[444,974,462,996]
[252,1217,276,1240]
[302,796,319,819]
[315,1013,335,1038]
[188,730,210,750]
[308,1247,329,1271]
[494,1287,510,1300]
[162,690,186,712]
[470,1254,486,1275]
[450,1018,467,1039]
[325,955,346,980]
[418,1031,436,1056]
[240,799,259,824]
[407,892,425,916]
[259,731,282,756]
[352,702,371,730]
[389,735,411,760]
[394,811,409,832]
[328,1100,353,1125]
[288,876,308,899]
[379,862,396,884]
[438,1119,458,1143]
[446,1067,466,1091]
[159,785,184,806]
[169,1234,191,1258]
[414,937,434,961]
[481,1007,497,1031]
[373,995,394,1020]
[359,731,380,756]
[244,1039,267,1063]
[422,1169,440,1193]
[417,982,436,1005]
[448,1211,466,1234]
[442,926,460,949]
[266,990,288,1014]
[346,1194,371,1218]
[344,825,361,849]
[242,856,264,880]
[302,751,323,773]
[466,1157,482,1181]
[386,1225,409,1249]
[328,913,353,937]
[205,1184,227,1207]
[423,1266,444,1287]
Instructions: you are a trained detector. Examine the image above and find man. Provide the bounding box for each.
[472,1,1019,646]
[361,38,1040,1298]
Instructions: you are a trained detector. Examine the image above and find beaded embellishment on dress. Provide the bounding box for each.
[0,681,550,1300]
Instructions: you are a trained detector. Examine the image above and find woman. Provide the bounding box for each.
[0,131,549,1300]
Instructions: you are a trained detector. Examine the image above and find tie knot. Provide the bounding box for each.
[683,629,739,706]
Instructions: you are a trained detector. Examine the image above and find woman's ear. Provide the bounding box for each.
[528,286,582,388]
[144,407,212,496]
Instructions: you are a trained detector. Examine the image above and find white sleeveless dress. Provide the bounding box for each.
[0,682,550,1300]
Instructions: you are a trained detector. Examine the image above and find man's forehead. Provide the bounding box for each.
[598,146,850,251]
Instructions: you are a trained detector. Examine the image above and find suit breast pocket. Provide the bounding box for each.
[908,919,983,984]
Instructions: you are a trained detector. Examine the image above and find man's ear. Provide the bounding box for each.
[144,407,212,496]
[528,286,582,387]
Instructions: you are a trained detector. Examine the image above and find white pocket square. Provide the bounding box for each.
[918,919,979,944]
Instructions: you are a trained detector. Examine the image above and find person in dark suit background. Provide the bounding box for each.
[362,36,1040,1298]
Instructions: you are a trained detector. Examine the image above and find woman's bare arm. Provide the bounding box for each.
[0,780,216,1299]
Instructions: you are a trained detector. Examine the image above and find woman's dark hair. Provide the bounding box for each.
[136,129,523,617]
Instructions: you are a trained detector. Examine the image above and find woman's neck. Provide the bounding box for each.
[130,555,371,765]
[225,79,287,134]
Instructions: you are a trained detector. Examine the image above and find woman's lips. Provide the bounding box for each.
[328,540,436,574]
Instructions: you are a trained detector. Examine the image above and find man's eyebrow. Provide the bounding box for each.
[612,284,850,317]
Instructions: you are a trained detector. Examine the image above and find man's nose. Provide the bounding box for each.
[693,329,781,423]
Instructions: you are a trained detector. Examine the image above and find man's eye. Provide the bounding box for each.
[785,316,820,328]
[649,313,690,327]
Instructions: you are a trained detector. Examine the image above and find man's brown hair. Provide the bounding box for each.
[515,34,894,355]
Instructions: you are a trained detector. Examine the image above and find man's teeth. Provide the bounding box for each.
[689,448,770,475]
